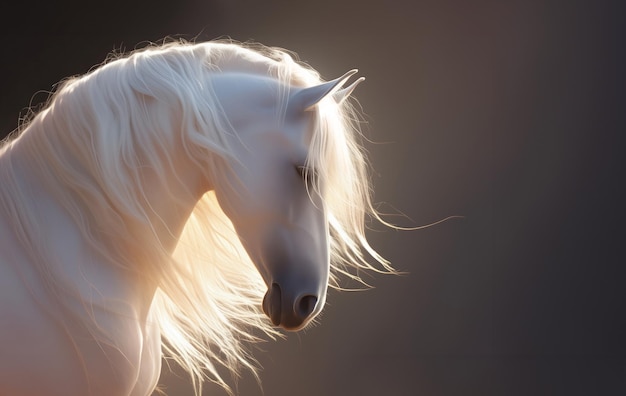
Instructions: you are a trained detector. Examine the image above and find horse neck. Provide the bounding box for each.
[11,109,208,269]
[130,160,207,254]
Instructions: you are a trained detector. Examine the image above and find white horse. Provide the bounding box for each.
[0,40,394,395]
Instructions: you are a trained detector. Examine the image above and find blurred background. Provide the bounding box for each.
[1,0,624,395]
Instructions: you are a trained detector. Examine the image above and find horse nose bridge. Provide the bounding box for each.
[280,275,323,308]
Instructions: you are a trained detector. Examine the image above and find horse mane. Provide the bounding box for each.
[0,38,395,395]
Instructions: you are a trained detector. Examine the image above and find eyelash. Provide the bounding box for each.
[296,166,317,185]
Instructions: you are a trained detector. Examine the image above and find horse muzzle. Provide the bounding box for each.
[262,282,320,330]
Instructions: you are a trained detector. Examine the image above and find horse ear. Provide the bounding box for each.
[290,69,359,111]
[333,76,365,104]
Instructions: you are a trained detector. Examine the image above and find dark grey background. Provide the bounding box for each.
[1,1,624,395]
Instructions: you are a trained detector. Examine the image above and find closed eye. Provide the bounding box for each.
[296,165,317,186]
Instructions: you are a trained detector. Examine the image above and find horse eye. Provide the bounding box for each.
[296,166,316,185]
[296,165,307,179]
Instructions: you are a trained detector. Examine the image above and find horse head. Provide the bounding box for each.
[210,70,364,330]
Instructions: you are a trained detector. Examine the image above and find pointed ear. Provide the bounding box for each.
[289,69,358,111]
[333,76,365,104]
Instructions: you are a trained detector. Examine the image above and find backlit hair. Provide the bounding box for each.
[0,39,395,395]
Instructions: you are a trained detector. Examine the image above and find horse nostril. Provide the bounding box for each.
[295,294,318,319]
[262,283,282,326]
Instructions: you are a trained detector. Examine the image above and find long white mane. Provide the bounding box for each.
[0,39,394,394]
